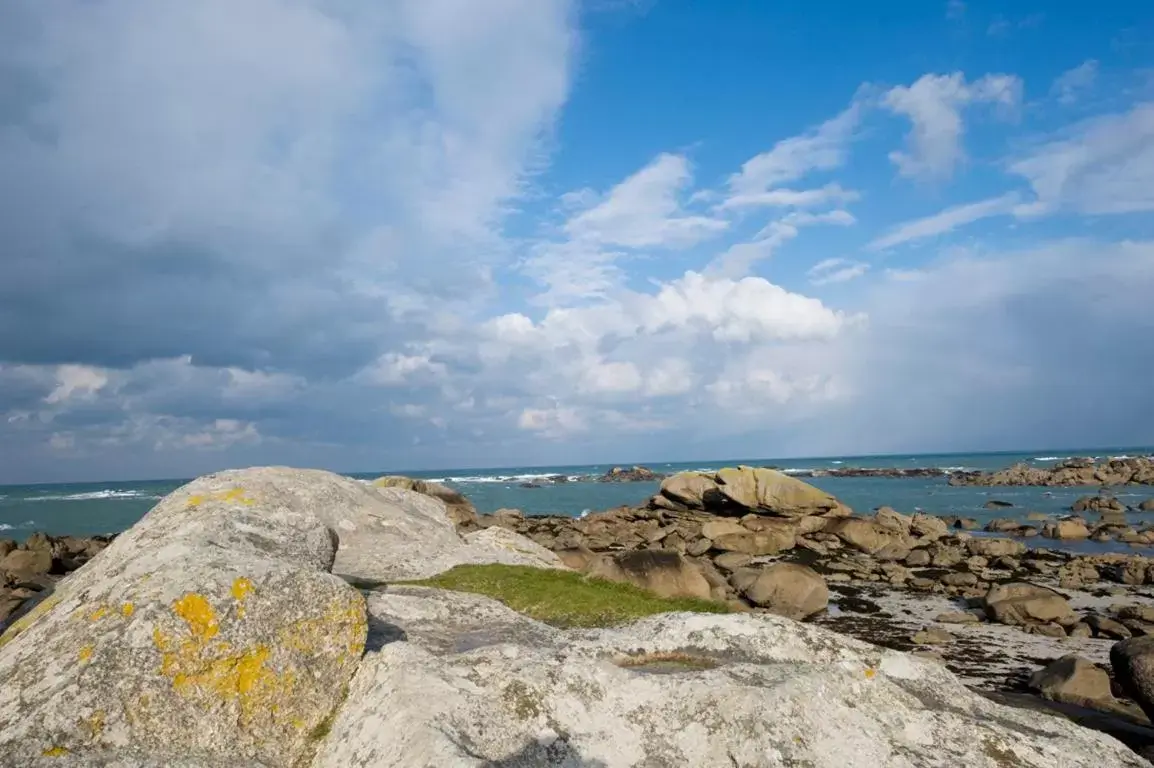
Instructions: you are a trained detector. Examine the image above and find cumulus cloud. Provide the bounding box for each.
[883,72,1021,180]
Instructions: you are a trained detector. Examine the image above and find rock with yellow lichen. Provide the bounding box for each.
[0,468,369,767]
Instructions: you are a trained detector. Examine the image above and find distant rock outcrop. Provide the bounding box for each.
[950,457,1154,487]
[597,465,665,482]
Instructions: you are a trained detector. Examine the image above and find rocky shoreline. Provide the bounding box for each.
[7,465,1154,764]
[450,466,1154,756]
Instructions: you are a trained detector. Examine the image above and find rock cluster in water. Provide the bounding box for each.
[2,466,1151,765]
[950,456,1154,487]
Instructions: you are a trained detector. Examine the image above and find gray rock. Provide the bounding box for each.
[1111,636,1154,721]
[941,572,978,587]
[586,551,712,601]
[1086,614,1132,640]
[904,549,931,567]
[0,467,369,767]
[313,588,1147,767]
[1029,655,1116,710]
[741,563,828,619]
[985,582,1076,627]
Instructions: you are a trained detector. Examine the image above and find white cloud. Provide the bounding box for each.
[709,209,857,278]
[720,183,859,211]
[883,72,1022,179]
[564,153,728,248]
[726,104,861,199]
[1009,102,1154,215]
[364,353,447,385]
[807,258,870,285]
[868,192,1021,250]
[44,365,110,404]
[1052,60,1098,105]
[517,405,586,436]
[946,0,965,21]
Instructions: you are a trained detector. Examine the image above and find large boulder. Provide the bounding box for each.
[826,518,908,555]
[1111,636,1154,721]
[1028,655,1117,710]
[653,468,849,518]
[1043,520,1091,540]
[586,551,712,601]
[0,467,369,767]
[714,466,849,518]
[371,475,478,527]
[740,563,828,619]
[0,548,52,578]
[985,582,1077,628]
[312,587,1147,767]
[965,537,1027,558]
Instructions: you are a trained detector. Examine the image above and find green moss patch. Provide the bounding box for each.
[406,564,729,628]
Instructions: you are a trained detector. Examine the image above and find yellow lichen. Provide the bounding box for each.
[84,710,105,739]
[78,645,94,662]
[89,606,108,622]
[42,746,69,757]
[187,494,205,507]
[172,594,219,640]
[221,487,254,505]
[231,577,255,602]
[121,602,135,617]
[864,667,876,679]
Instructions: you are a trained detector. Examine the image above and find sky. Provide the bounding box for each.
[2,0,1154,483]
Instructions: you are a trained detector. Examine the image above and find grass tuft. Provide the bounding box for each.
[405,564,729,628]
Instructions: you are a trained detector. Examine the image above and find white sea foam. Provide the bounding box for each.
[1032,456,1070,462]
[830,460,844,465]
[0,520,35,531]
[26,489,159,502]
[781,468,816,475]
[430,473,563,485]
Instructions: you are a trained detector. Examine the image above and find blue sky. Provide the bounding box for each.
[1,0,1153,483]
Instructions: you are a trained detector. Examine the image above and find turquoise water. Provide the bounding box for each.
[2,449,1152,549]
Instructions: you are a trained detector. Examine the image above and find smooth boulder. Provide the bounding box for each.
[586,550,712,601]
[741,563,828,619]
[1029,656,1117,710]
[985,582,1076,628]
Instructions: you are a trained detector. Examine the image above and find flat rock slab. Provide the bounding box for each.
[314,587,1147,767]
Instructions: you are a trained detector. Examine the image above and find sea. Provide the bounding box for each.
[2,449,1153,555]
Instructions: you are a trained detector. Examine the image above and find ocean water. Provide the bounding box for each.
[2,449,1152,551]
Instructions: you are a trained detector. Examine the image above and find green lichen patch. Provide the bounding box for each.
[614,650,720,674]
[405,564,729,628]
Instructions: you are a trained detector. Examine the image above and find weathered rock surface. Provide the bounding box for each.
[0,467,370,767]
[313,587,1147,767]
[585,550,712,600]
[371,475,478,527]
